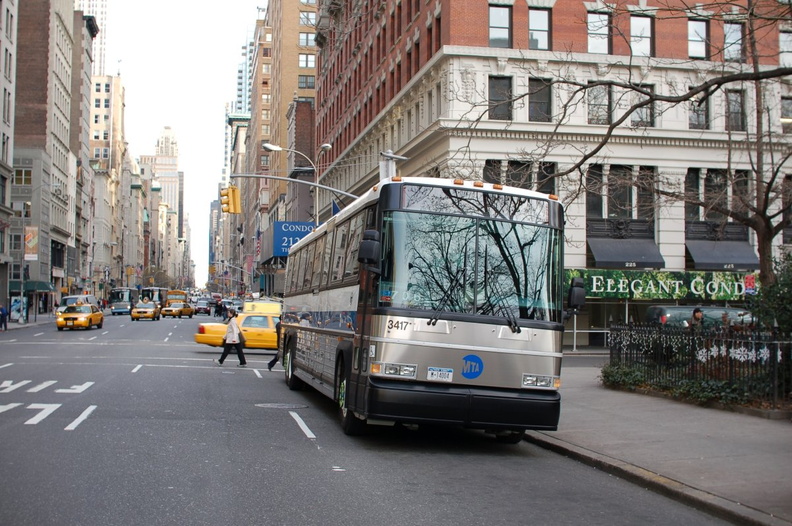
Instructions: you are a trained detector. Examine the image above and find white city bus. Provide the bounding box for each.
[280,176,583,441]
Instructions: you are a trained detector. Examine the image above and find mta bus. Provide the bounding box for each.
[108,287,139,315]
[140,287,168,307]
[279,176,584,441]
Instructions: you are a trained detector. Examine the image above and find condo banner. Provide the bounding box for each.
[565,269,758,301]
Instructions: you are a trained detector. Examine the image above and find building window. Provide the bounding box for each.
[103,131,109,140]
[93,130,100,140]
[14,168,31,185]
[298,54,316,68]
[301,0,316,4]
[587,82,611,125]
[488,76,512,120]
[586,164,604,218]
[724,22,743,62]
[507,160,532,189]
[528,78,552,122]
[299,12,316,26]
[782,97,792,133]
[781,31,792,67]
[483,159,502,184]
[636,166,656,220]
[784,175,792,244]
[94,83,100,92]
[104,99,110,108]
[685,168,700,220]
[94,98,100,108]
[537,162,556,195]
[630,16,653,57]
[689,89,709,130]
[93,147,100,158]
[299,32,315,46]
[588,12,611,54]
[688,20,708,59]
[529,9,550,50]
[298,75,315,89]
[104,83,110,92]
[726,89,745,131]
[631,84,655,127]
[608,165,633,219]
[262,93,271,104]
[704,169,727,221]
[489,5,512,48]
[260,156,270,167]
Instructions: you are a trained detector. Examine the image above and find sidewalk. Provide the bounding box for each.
[526,365,792,526]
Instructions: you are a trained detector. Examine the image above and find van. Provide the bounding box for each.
[57,294,100,314]
[645,305,754,329]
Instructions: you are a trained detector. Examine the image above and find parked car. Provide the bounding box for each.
[56,303,104,331]
[645,305,754,329]
[161,302,195,318]
[194,300,212,315]
[131,300,161,321]
[194,312,280,349]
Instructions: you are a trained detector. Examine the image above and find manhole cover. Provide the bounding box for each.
[255,403,309,409]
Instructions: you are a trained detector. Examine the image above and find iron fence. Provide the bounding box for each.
[608,324,792,409]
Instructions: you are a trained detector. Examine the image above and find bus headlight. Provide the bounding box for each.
[371,362,417,378]
[522,374,560,389]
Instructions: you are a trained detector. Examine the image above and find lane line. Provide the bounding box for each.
[0,363,13,369]
[65,405,97,431]
[25,404,61,425]
[34,332,44,337]
[289,411,316,439]
[131,365,142,373]
[254,369,262,379]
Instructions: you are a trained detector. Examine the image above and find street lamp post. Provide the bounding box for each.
[263,143,331,226]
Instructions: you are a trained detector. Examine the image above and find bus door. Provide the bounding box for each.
[352,230,381,410]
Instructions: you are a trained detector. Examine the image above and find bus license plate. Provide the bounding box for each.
[427,367,453,382]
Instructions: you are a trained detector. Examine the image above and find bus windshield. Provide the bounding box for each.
[378,210,562,322]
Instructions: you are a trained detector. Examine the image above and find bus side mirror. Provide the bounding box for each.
[358,230,380,265]
[565,277,585,319]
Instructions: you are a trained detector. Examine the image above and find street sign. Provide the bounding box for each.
[273,221,314,257]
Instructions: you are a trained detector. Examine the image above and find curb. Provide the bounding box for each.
[524,432,792,526]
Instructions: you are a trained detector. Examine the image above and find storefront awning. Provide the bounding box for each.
[686,240,759,271]
[9,280,56,293]
[588,238,665,269]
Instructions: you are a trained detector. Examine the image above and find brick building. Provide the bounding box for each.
[313,0,791,340]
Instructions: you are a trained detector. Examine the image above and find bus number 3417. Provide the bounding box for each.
[387,319,410,331]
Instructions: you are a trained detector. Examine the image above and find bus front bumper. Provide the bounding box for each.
[363,377,561,431]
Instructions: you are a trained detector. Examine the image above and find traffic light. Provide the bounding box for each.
[220,185,241,214]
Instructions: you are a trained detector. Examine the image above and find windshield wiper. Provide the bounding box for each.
[428,270,464,326]
[489,278,521,334]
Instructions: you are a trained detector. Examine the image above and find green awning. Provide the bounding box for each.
[9,280,56,292]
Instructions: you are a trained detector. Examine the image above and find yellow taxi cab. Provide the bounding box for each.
[161,302,195,318]
[194,312,279,349]
[131,299,161,321]
[56,303,104,331]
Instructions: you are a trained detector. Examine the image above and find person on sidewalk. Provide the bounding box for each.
[688,307,704,332]
[215,308,247,367]
[0,303,7,331]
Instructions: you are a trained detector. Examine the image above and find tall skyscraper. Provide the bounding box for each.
[75,0,107,75]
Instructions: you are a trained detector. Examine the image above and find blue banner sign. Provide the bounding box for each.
[273,221,314,257]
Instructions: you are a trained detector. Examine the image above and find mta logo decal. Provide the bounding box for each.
[462,354,483,379]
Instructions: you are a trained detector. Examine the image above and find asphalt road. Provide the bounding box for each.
[0,316,729,525]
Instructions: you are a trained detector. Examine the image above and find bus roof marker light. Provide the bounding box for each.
[473,181,484,188]
[453,178,464,185]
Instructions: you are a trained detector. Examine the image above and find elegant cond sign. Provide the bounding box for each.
[564,269,757,301]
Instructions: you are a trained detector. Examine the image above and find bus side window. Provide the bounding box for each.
[331,222,350,284]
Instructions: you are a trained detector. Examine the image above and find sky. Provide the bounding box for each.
[102,1,264,286]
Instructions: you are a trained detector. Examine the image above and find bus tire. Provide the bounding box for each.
[494,429,525,444]
[284,340,304,391]
[337,359,366,436]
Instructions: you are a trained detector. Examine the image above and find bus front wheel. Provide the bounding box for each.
[337,360,366,436]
